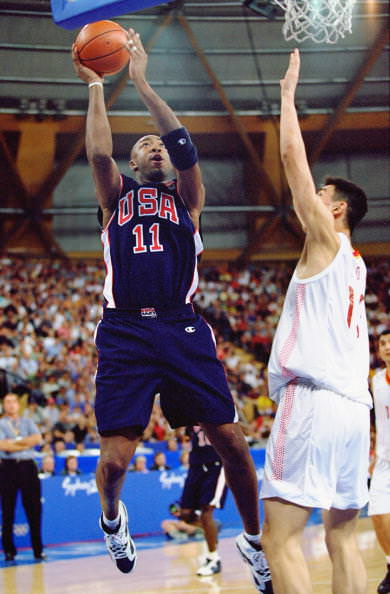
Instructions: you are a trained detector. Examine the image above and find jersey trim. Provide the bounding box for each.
[278,283,305,380]
[271,381,297,480]
[292,233,348,284]
[209,467,227,509]
[101,230,115,308]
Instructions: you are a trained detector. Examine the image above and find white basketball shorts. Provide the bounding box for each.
[368,457,390,516]
[261,381,370,510]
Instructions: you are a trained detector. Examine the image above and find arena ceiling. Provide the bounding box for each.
[0,0,389,259]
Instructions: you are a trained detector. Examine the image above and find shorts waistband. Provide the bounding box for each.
[103,303,195,320]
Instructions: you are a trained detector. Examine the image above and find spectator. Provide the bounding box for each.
[61,455,81,476]
[39,454,56,478]
[72,416,89,445]
[130,455,149,474]
[84,428,100,449]
[23,395,46,431]
[161,502,204,542]
[53,439,66,455]
[150,452,171,472]
[178,450,190,471]
[166,436,178,452]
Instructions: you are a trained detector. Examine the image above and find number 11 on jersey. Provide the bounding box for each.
[132,223,164,253]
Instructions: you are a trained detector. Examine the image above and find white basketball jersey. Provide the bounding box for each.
[372,368,390,461]
[268,233,371,407]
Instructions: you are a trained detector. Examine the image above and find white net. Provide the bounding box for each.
[272,0,357,44]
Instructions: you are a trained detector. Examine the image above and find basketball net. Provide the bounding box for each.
[272,0,357,44]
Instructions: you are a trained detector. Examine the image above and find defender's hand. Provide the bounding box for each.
[127,29,148,82]
[280,48,300,96]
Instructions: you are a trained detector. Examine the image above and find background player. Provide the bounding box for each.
[260,49,371,594]
[179,425,227,576]
[369,329,390,594]
[72,28,272,593]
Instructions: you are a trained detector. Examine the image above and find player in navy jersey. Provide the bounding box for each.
[180,426,227,576]
[72,28,273,593]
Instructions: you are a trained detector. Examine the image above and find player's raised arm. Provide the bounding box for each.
[280,49,334,240]
[127,29,205,225]
[72,45,121,223]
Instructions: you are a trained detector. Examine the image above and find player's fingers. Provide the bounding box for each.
[71,45,80,65]
[291,48,300,67]
[135,33,146,55]
[127,33,139,56]
[128,42,138,56]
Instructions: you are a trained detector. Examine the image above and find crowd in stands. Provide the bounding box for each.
[0,256,389,465]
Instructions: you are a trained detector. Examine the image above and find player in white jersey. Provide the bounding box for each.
[369,330,390,594]
[259,49,370,594]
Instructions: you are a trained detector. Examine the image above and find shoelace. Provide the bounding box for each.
[106,532,130,559]
[251,551,272,581]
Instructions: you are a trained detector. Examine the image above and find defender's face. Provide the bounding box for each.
[378,333,390,365]
[130,135,174,182]
[317,184,336,209]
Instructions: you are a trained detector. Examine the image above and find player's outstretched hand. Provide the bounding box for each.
[72,44,103,85]
[280,48,300,96]
[127,29,148,82]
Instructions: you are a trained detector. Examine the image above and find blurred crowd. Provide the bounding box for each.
[0,256,389,458]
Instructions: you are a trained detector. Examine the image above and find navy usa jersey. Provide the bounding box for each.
[188,425,222,466]
[101,175,203,308]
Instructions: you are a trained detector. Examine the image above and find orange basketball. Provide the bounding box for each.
[75,20,129,76]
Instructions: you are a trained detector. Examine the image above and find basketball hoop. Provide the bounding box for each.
[272,0,357,44]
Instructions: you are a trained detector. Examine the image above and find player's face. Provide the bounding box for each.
[130,135,174,182]
[317,184,336,208]
[317,184,347,220]
[378,333,390,365]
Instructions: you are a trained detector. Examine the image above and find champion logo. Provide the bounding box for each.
[178,138,187,145]
[185,326,196,333]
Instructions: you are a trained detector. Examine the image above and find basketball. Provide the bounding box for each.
[74,20,129,76]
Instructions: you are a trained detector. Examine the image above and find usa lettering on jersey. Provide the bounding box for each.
[118,188,179,226]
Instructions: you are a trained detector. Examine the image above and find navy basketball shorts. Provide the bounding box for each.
[181,461,228,510]
[94,304,237,434]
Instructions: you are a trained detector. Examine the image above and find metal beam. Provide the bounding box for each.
[309,22,389,165]
[236,214,281,263]
[106,10,174,110]
[0,132,30,208]
[177,13,280,209]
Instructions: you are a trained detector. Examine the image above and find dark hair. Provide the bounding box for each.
[169,502,181,514]
[378,329,390,340]
[324,176,368,233]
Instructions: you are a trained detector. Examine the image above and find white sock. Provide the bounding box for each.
[244,531,262,548]
[207,550,220,561]
[102,512,120,529]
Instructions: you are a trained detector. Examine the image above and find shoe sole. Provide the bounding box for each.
[115,536,137,574]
